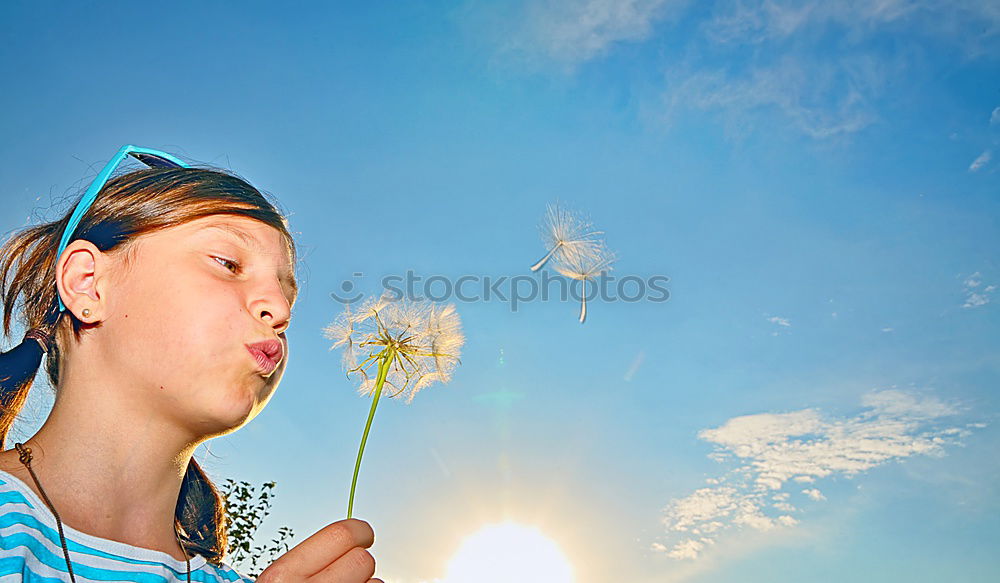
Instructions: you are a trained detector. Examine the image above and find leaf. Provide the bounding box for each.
[221,477,295,577]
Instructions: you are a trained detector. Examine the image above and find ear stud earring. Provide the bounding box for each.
[82,308,91,318]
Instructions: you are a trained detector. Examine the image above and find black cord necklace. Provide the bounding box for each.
[12,442,192,582]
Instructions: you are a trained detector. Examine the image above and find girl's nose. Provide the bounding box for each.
[251,281,292,333]
[259,307,290,333]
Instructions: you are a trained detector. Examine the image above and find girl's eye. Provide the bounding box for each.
[213,256,241,274]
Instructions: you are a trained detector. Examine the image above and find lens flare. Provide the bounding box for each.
[442,522,573,583]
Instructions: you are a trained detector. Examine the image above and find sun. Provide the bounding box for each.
[442,521,574,583]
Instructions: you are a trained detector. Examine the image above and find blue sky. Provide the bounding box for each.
[1,1,998,582]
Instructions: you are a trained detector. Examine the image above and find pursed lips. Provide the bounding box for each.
[245,339,283,375]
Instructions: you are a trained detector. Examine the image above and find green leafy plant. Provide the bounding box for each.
[221,478,296,580]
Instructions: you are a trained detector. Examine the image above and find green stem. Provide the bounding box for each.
[347,348,393,519]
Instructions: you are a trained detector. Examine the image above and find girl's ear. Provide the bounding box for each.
[56,240,113,322]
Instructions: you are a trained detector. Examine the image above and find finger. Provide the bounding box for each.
[269,518,375,577]
[312,546,376,582]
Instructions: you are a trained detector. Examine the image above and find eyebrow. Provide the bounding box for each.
[204,223,299,304]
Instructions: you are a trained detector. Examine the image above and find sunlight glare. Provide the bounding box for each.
[442,522,573,583]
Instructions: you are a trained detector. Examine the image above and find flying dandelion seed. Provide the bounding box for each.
[323,293,464,518]
[323,303,360,370]
[530,202,605,272]
[553,240,616,323]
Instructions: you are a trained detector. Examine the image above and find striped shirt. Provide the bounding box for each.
[0,469,254,582]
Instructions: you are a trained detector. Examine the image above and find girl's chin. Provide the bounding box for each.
[197,408,258,438]
[198,386,265,430]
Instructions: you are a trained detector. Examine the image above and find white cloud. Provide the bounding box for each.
[968,150,992,172]
[492,0,688,69]
[704,0,917,44]
[862,388,957,419]
[703,0,1000,51]
[471,0,999,139]
[767,316,791,327]
[660,0,999,139]
[990,106,1000,125]
[667,538,707,560]
[660,389,976,560]
[962,271,995,308]
[663,54,886,139]
[964,293,990,308]
[802,488,826,501]
[667,486,742,534]
[485,0,1000,68]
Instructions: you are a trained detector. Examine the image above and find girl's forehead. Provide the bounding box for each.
[171,215,299,299]
[196,217,280,246]
[178,216,292,254]
[187,215,283,238]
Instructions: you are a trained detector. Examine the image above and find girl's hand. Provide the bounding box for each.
[255,518,382,583]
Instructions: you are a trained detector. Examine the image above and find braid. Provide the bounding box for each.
[0,324,57,450]
[0,219,63,449]
[176,458,230,566]
[0,336,39,449]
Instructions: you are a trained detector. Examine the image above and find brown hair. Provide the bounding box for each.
[0,163,298,565]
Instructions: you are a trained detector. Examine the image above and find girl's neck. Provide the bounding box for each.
[0,448,193,563]
[0,391,200,563]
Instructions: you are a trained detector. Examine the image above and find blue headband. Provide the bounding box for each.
[56,145,190,312]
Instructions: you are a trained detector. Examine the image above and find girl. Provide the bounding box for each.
[0,145,382,583]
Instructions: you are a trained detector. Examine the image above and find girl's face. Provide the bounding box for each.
[81,214,297,437]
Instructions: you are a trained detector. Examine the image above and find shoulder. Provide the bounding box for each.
[0,450,32,486]
[0,450,40,502]
[0,464,44,518]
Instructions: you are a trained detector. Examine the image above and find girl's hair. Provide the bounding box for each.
[0,164,298,565]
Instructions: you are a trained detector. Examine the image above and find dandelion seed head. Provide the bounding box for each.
[323,304,371,371]
[326,293,464,403]
[553,240,616,280]
[322,305,356,348]
[380,298,430,337]
[351,294,391,324]
[541,202,602,249]
[532,201,617,323]
[419,303,464,389]
[531,202,606,271]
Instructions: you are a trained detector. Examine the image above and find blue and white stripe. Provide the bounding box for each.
[0,470,253,582]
